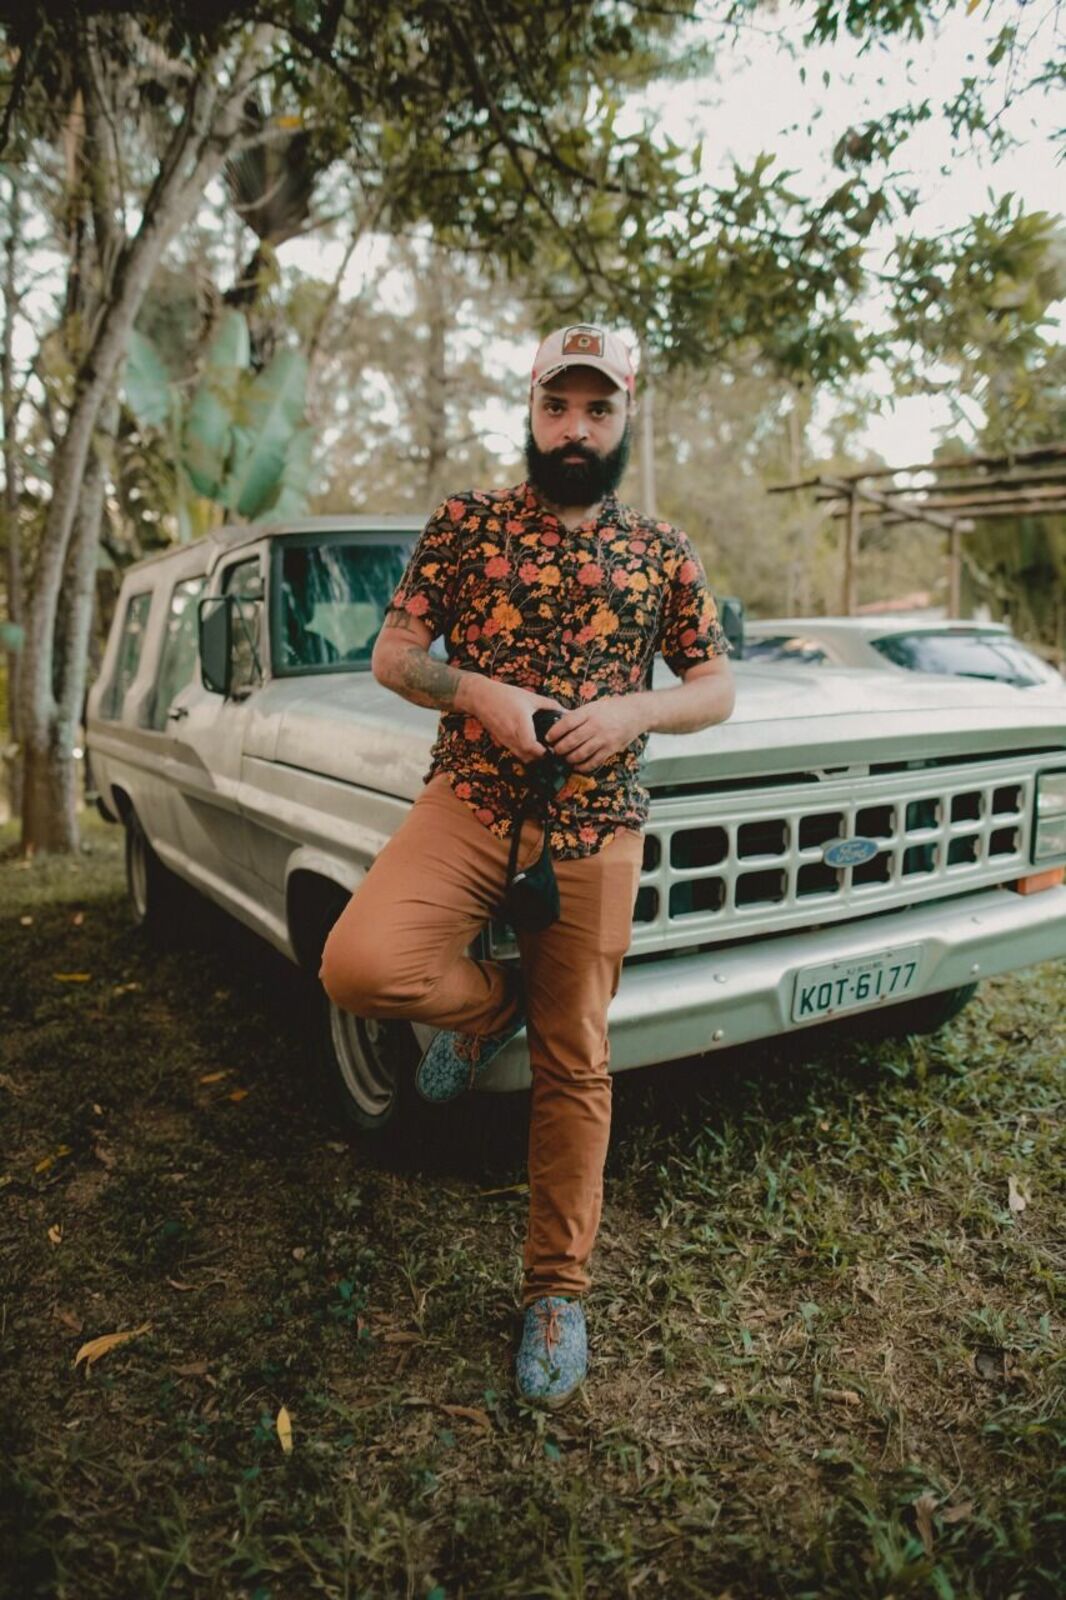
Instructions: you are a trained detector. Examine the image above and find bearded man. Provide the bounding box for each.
[320,324,735,1409]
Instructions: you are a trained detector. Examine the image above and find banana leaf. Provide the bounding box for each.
[123,330,174,431]
[221,347,309,520]
[260,422,313,521]
[183,310,251,501]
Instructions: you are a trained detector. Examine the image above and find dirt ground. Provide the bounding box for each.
[1,813,1064,1598]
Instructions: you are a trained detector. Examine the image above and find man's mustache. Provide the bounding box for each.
[547,443,597,462]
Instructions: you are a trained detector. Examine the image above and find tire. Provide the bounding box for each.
[124,808,181,932]
[851,981,979,1041]
[316,988,423,1134]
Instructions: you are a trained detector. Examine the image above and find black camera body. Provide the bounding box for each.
[532,708,570,795]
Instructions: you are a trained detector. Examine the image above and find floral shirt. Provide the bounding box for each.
[387,481,730,859]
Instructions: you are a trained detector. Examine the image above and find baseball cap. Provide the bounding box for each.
[531,324,636,396]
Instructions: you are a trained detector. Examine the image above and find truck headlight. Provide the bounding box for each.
[1034,769,1066,862]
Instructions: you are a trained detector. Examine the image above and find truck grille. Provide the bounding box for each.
[630,757,1037,951]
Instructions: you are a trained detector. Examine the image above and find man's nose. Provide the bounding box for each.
[564,414,590,440]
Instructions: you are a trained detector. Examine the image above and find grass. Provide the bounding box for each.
[1,811,1064,1599]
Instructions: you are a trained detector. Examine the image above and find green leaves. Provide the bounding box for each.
[120,309,311,526]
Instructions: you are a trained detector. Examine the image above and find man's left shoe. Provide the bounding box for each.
[415,1010,525,1103]
[515,1296,587,1410]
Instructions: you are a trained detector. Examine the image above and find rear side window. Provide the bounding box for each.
[101,591,152,718]
[872,631,1061,688]
[149,576,205,729]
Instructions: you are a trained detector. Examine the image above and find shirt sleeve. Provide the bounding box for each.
[657,529,732,677]
[386,500,463,641]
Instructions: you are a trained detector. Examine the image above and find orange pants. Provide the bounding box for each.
[319,774,643,1305]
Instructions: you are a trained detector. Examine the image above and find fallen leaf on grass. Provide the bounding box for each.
[54,973,91,983]
[823,1388,862,1406]
[172,1360,210,1378]
[913,1491,938,1557]
[439,1404,492,1430]
[1007,1175,1029,1214]
[19,915,32,927]
[940,1501,974,1525]
[166,1278,198,1292]
[199,1071,228,1084]
[73,1322,151,1371]
[53,1307,83,1334]
[71,912,84,927]
[47,1223,63,1245]
[382,1331,422,1345]
[276,1405,293,1453]
[93,1141,117,1169]
[228,1088,250,1103]
[35,1145,72,1174]
[0,1073,23,1096]
[111,982,141,995]
[477,1182,529,1196]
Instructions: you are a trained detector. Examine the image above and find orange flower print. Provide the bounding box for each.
[611,568,630,589]
[404,593,429,617]
[579,681,599,700]
[541,529,561,546]
[485,555,511,578]
[490,600,522,631]
[679,558,699,584]
[463,717,484,740]
[454,781,473,798]
[589,608,618,637]
[519,561,540,584]
[579,825,598,844]
[578,563,603,586]
[539,564,561,587]
[627,571,648,592]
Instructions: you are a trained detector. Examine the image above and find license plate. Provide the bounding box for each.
[791,943,925,1023]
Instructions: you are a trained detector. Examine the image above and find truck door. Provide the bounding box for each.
[164,550,266,904]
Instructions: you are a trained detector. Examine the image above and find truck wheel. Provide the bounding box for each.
[124,808,179,932]
[316,992,422,1134]
[853,982,979,1041]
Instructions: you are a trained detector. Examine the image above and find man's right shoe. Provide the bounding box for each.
[515,1296,587,1410]
[415,1010,525,1103]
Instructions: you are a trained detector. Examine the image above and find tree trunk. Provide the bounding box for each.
[2,173,22,820]
[18,25,273,853]
[421,245,449,508]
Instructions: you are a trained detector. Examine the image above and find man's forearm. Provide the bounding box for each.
[627,672,734,736]
[373,634,482,714]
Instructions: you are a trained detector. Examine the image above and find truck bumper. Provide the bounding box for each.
[479,883,1066,1091]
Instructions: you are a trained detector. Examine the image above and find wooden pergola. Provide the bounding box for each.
[770,442,1066,617]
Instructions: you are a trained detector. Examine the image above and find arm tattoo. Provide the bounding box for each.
[396,645,463,710]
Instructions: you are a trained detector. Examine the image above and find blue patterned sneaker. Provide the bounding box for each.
[415,1010,525,1103]
[515,1296,587,1410]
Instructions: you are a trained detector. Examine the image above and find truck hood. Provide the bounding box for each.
[270,660,1066,799]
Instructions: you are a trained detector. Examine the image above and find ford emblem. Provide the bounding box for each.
[823,836,879,868]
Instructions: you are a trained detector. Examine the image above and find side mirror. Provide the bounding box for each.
[198,597,233,695]
[716,595,745,659]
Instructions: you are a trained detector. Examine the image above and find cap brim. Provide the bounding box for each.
[534,356,630,392]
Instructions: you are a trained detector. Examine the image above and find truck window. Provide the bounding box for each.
[149,575,205,729]
[871,630,1061,688]
[222,557,264,695]
[101,590,152,718]
[276,539,413,672]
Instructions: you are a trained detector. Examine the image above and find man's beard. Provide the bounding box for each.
[524,419,631,508]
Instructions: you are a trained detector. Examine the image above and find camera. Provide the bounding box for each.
[532,709,569,793]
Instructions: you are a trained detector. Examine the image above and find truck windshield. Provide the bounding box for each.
[276,537,415,673]
[871,630,1061,689]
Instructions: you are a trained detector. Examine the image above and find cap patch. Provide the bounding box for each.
[562,326,605,357]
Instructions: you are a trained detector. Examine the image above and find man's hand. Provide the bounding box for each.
[467,678,563,764]
[547,696,646,774]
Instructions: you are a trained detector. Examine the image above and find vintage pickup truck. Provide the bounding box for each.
[86,516,1066,1132]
